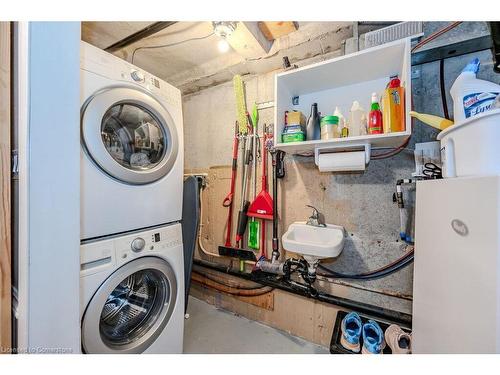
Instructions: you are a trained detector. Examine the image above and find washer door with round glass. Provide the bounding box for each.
[82,257,178,354]
[81,87,179,185]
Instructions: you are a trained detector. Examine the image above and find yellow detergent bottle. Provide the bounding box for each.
[382,75,405,133]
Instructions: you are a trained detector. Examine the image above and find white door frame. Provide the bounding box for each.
[16,21,81,354]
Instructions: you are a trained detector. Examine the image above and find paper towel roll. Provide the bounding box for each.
[317,151,366,172]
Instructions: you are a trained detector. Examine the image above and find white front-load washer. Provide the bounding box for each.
[80,223,184,354]
[80,41,184,240]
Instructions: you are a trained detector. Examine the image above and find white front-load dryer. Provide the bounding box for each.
[80,41,184,240]
[80,223,184,354]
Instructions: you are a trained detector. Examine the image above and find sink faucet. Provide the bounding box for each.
[306,205,326,227]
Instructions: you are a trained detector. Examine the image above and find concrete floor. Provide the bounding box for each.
[183,297,329,354]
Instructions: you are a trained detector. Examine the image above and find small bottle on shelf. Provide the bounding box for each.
[349,100,365,137]
[306,103,320,141]
[368,92,383,134]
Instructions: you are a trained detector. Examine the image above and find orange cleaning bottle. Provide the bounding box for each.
[382,75,405,133]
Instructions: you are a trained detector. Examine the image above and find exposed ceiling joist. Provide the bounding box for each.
[258,22,297,41]
[226,22,273,59]
[105,21,177,52]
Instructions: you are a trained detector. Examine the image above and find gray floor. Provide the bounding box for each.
[184,297,329,354]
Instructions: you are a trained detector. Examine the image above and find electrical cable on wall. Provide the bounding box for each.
[131,32,215,64]
[439,59,451,120]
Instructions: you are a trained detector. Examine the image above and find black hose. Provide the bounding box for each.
[440,59,450,120]
[317,253,414,280]
[193,258,412,325]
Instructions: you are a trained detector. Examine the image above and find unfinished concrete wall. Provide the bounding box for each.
[183,22,500,346]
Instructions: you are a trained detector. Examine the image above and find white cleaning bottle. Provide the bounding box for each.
[450,58,500,123]
[349,101,365,137]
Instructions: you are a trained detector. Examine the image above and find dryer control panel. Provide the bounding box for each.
[80,41,181,109]
[80,223,183,276]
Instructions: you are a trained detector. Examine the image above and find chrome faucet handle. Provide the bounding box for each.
[306,205,326,227]
[306,205,319,218]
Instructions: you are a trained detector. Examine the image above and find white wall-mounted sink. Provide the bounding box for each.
[282,221,346,261]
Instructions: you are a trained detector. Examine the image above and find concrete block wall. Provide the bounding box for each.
[183,22,500,327]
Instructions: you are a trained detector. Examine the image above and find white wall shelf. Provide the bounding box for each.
[274,38,412,156]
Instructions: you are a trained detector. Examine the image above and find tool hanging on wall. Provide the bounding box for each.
[235,112,254,247]
[218,75,257,263]
[248,103,260,251]
[222,121,240,248]
[248,125,274,258]
[270,148,286,263]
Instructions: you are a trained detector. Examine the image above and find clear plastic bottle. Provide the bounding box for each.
[334,106,345,128]
[349,101,365,137]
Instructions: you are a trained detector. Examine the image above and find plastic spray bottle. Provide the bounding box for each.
[450,58,500,123]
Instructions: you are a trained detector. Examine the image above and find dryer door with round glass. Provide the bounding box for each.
[81,87,179,185]
[81,257,178,354]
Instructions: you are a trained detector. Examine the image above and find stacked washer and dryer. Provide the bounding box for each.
[79,42,185,354]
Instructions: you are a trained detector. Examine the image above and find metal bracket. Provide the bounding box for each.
[256,101,275,111]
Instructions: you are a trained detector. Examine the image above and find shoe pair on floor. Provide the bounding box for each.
[340,312,411,354]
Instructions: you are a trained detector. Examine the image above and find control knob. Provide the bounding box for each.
[130,70,145,82]
[131,237,146,252]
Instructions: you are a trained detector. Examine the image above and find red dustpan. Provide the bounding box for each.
[247,132,273,221]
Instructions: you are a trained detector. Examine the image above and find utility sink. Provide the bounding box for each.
[282,221,346,262]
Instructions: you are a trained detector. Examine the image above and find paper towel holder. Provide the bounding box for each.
[314,143,371,172]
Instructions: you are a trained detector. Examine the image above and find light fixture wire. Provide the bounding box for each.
[131,32,215,64]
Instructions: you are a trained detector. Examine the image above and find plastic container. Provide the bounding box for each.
[349,101,366,137]
[333,106,346,128]
[437,109,500,178]
[282,132,305,143]
[320,116,339,140]
[450,58,500,124]
[287,110,305,126]
[382,75,405,133]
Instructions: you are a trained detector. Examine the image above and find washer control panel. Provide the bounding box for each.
[81,223,183,275]
[114,223,183,266]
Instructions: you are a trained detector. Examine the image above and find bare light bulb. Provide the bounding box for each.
[217,39,230,53]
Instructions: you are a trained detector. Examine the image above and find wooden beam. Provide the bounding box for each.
[258,22,297,41]
[104,21,177,52]
[0,21,11,354]
[226,22,272,59]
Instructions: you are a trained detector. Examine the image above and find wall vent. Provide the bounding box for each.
[363,22,423,49]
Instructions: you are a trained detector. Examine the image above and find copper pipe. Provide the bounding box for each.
[191,272,273,297]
